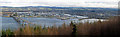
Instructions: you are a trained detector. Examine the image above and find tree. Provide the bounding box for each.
[70,21,74,27]
[70,21,77,36]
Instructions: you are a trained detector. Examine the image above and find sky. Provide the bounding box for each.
[0,0,119,8]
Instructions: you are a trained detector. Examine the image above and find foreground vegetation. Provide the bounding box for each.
[1,16,120,37]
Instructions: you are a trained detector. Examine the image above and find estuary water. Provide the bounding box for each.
[1,17,105,31]
[21,17,79,27]
[1,17,20,30]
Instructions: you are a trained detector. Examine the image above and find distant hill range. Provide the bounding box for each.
[0,6,118,10]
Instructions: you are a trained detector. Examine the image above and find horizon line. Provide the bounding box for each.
[0,6,118,9]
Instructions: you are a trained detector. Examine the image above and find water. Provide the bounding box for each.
[80,19,106,23]
[1,17,79,30]
[21,17,78,27]
[1,17,20,30]
[1,17,106,31]
[0,17,2,32]
[22,17,105,27]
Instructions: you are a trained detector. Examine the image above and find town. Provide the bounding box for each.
[2,12,88,20]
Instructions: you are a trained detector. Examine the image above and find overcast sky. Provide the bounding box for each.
[0,0,119,8]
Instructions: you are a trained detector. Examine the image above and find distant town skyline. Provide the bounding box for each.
[0,0,119,8]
